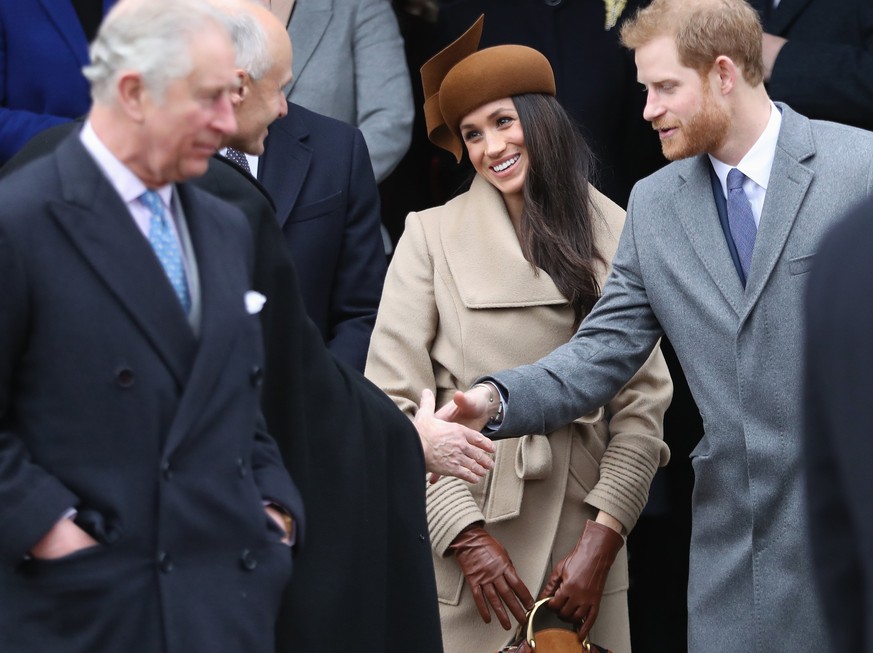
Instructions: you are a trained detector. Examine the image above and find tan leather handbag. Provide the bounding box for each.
[495,598,613,653]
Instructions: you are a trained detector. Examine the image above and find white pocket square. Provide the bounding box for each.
[245,290,267,315]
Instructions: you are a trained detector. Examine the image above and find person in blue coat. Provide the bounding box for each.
[0,0,116,164]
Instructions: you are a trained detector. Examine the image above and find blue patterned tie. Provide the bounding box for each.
[140,190,191,313]
[224,147,251,173]
[726,168,757,285]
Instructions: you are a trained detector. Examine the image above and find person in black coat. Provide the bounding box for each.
[0,2,301,651]
[750,0,873,131]
[803,196,873,652]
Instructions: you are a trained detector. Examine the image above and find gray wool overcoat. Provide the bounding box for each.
[485,104,873,652]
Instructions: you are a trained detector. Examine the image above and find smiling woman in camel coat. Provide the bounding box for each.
[365,175,672,653]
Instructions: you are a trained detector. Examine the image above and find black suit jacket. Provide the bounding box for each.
[804,196,873,652]
[0,122,443,653]
[259,103,387,372]
[0,133,300,653]
[751,0,873,131]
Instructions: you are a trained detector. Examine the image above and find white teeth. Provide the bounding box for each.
[492,155,519,172]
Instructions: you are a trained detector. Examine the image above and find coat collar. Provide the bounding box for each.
[49,134,198,387]
[442,176,567,309]
[285,0,332,95]
[672,155,746,316]
[48,133,256,450]
[739,102,814,323]
[671,102,815,320]
[259,106,311,227]
[48,135,251,455]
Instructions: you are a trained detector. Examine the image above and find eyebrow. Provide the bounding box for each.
[459,107,516,131]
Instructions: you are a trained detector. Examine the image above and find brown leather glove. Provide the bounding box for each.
[540,519,624,640]
[448,525,534,630]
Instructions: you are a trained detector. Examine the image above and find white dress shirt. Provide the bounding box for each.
[709,101,783,227]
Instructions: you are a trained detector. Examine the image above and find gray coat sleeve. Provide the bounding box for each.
[485,188,665,438]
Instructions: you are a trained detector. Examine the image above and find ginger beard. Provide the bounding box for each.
[654,77,731,161]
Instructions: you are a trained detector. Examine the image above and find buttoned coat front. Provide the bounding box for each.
[488,105,873,652]
[0,135,302,653]
[366,175,671,653]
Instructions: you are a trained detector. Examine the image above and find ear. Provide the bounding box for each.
[116,71,148,121]
[712,55,738,96]
[230,69,250,108]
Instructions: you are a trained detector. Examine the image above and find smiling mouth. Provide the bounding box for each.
[491,154,520,172]
[655,126,678,139]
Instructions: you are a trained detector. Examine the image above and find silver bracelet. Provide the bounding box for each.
[472,382,503,426]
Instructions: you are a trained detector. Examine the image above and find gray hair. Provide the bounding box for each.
[84,0,230,104]
[217,0,272,80]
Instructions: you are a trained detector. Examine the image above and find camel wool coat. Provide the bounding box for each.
[366,175,672,653]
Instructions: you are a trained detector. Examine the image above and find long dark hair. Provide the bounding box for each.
[513,93,606,328]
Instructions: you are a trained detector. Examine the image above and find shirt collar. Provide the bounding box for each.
[708,101,782,195]
[80,121,173,209]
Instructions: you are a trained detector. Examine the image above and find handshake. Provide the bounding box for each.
[412,383,502,484]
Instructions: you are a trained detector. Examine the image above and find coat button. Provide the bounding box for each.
[418,533,426,543]
[161,460,173,481]
[250,366,263,387]
[240,549,257,571]
[115,367,135,388]
[237,457,247,478]
[158,551,173,573]
[543,0,562,6]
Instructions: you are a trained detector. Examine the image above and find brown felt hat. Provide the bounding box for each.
[421,15,556,162]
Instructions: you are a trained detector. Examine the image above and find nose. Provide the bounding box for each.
[483,129,506,158]
[642,90,664,123]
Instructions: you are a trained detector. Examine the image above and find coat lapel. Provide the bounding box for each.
[161,185,246,454]
[673,157,745,317]
[740,105,815,323]
[259,108,311,227]
[49,135,197,387]
[286,0,332,95]
[443,176,566,308]
[38,0,91,67]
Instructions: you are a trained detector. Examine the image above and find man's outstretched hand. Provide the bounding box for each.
[434,384,496,432]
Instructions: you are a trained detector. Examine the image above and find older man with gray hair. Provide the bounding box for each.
[0,0,302,651]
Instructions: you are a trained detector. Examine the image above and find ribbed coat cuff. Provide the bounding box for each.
[426,477,485,556]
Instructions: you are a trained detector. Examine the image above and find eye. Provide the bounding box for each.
[462,129,481,142]
[496,116,514,127]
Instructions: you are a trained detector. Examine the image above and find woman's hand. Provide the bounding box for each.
[540,519,624,640]
[448,524,534,630]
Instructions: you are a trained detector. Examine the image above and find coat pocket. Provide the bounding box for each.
[287,190,343,224]
[788,253,815,276]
